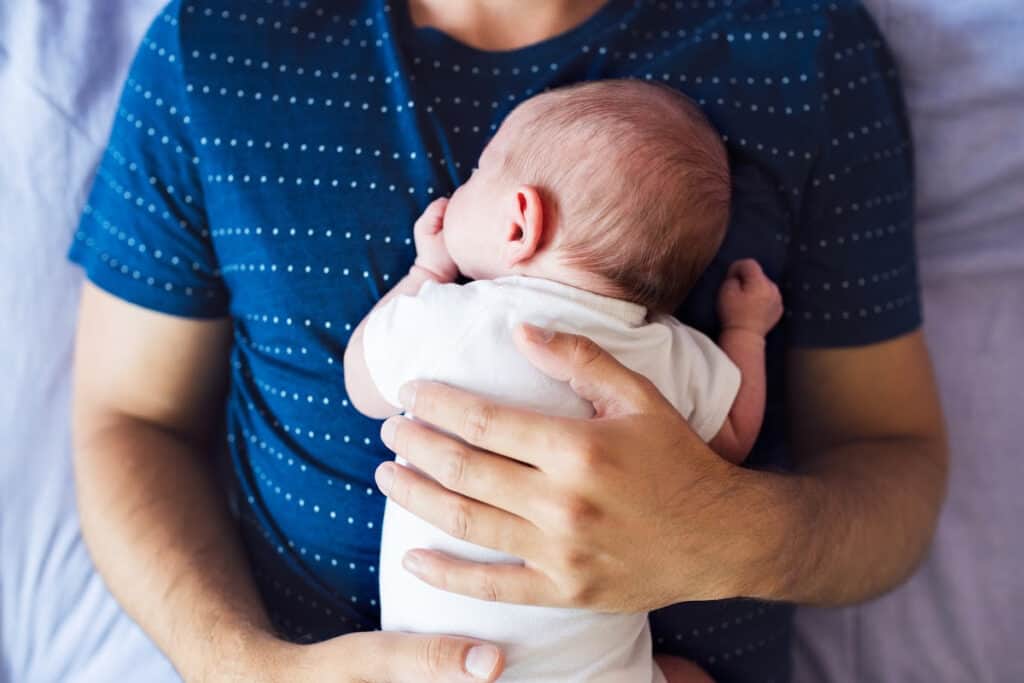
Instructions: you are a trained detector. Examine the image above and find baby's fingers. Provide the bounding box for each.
[414,197,450,235]
[718,277,743,297]
[726,258,764,283]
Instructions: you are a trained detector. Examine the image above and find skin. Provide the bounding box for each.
[376,326,948,610]
[408,0,610,51]
[345,173,779,682]
[345,132,782,460]
[70,1,949,682]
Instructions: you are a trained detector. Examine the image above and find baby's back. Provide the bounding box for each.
[364,275,738,683]
[364,275,738,444]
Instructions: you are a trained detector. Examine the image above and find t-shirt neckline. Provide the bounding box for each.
[390,0,632,63]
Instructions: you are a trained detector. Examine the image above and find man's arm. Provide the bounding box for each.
[743,329,949,605]
[73,281,511,683]
[71,283,279,681]
[361,325,947,612]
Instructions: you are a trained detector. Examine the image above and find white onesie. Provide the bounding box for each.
[363,275,740,683]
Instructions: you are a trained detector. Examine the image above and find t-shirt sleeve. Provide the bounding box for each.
[784,2,921,347]
[67,2,228,318]
[362,280,475,409]
[677,324,742,443]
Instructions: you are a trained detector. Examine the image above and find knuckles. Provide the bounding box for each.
[569,334,604,371]
[546,543,599,607]
[460,399,496,444]
[568,437,605,479]
[420,636,452,679]
[560,566,600,607]
[552,493,601,535]
[445,500,472,541]
[439,443,470,491]
[475,572,501,603]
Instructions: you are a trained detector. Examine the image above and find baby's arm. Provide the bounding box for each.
[343,198,457,419]
[708,259,784,464]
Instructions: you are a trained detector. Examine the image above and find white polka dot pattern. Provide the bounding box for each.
[68,1,922,679]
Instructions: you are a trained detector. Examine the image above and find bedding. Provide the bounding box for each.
[0,2,175,681]
[793,1,1024,681]
[0,1,1021,681]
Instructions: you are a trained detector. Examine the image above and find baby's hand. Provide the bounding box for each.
[413,197,458,282]
[716,259,784,336]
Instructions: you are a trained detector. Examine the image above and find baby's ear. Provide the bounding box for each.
[505,185,545,266]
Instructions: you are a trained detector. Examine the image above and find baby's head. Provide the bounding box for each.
[442,79,731,313]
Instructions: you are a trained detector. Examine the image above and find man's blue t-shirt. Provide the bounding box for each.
[68,1,920,680]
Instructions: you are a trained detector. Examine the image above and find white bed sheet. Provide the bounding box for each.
[793,1,1024,681]
[0,2,175,682]
[0,1,1021,682]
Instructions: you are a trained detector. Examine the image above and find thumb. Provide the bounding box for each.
[344,631,504,682]
[718,277,742,297]
[513,323,655,417]
[728,258,763,285]
[415,198,449,235]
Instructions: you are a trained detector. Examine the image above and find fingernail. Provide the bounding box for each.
[375,464,394,495]
[398,382,417,409]
[522,323,554,344]
[465,644,500,680]
[380,418,397,447]
[402,552,423,574]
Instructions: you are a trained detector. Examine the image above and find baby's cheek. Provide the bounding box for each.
[443,222,471,266]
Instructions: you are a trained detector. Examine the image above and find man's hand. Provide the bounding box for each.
[374,324,757,611]
[413,197,458,283]
[74,282,506,683]
[371,323,947,611]
[717,258,783,336]
[249,630,504,683]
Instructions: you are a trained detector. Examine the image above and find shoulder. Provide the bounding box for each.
[418,279,487,308]
[173,0,379,40]
[170,0,380,70]
[371,280,494,331]
[649,314,719,352]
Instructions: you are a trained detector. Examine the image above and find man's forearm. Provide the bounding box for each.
[75,417,279,681]
[731,434,948,606]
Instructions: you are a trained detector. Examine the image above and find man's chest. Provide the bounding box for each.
[180,11,807,332]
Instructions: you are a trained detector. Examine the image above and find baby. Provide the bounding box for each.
[344,80,783,683]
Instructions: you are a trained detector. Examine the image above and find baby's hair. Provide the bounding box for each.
[501,79,731,313]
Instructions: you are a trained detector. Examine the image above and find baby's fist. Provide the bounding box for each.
[717,259,784,337]
[413,197,458,282]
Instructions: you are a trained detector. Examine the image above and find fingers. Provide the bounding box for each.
[341,630,504,682]
[381,415,550,523]
[726,258,764,285]
[396,381,571,469]
[375,456,538,558]
[512,323,659,418]
[718,277,742,297]
[400,549,559,607]
[414,197,449,235]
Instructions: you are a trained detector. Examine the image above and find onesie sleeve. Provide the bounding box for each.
[678,325,742,443]
[67,2,228,318]
[784,2,920,346]
[362,280,475,409]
